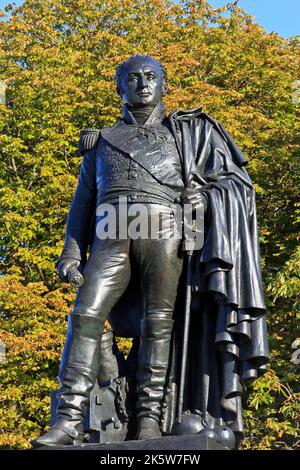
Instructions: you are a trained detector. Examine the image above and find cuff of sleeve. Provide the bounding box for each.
[58,250,82,263]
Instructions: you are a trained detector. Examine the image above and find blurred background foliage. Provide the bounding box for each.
[0,0,299,449]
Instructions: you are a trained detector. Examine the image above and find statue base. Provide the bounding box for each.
[38,434,226,451]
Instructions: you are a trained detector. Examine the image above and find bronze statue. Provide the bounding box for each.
[33,55,269,449]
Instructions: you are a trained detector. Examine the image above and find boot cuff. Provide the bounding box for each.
[141,314,174,339]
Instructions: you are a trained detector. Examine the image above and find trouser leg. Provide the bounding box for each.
[32,239,131,447]
[132,215,183,439]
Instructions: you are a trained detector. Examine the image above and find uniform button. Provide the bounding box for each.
[132,162,138,169]
[130,194,137,200]
[131,171,138,178]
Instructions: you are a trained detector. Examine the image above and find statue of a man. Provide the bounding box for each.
[33,55,269,448]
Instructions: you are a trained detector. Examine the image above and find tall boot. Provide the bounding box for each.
[32,313,103,447]
[136,314,173,440]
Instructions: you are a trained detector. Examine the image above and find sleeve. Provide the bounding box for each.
[59,134,98,264]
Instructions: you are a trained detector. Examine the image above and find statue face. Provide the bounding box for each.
[118,57,166,108]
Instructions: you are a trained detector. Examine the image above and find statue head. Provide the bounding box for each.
[115,55,168,108]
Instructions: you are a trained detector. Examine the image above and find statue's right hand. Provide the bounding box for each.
[56,258,80,282]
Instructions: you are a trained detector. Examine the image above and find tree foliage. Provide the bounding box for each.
[0,0,299,449]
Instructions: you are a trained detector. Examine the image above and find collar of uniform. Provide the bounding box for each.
[122,101,167,126]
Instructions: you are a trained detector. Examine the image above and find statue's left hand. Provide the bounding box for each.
[180,187,208,213]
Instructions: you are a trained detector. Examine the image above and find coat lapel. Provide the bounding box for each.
[100,125,183,186]
[100,102,184,186]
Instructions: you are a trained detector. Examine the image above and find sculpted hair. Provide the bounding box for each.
[114,55,168,96]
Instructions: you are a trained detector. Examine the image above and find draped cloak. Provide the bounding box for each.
[105,106,269,443]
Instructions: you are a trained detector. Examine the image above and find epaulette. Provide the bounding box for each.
[78,128,101,155]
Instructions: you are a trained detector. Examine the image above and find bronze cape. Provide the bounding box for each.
[108,107,269,442]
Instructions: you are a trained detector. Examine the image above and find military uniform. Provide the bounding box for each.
[53,102,187,442]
